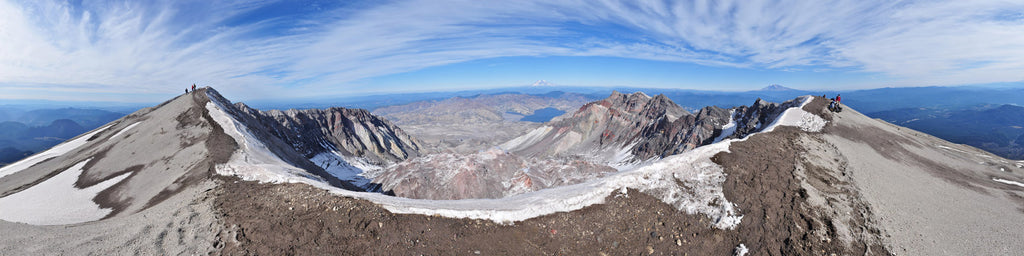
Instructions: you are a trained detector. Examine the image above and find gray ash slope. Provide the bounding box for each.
[0,87,418,224]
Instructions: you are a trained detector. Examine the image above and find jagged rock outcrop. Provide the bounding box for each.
[727,98,804,140]
[501,92,810,165]
[233,103,422,165]
[631,105,732,159]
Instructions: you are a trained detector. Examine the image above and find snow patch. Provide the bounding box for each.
[310,152,376,189]
[206,101,317,184]
[993,178,1024,188]
[500,125,553,151]
[761,96,822,133]
[0,159,131,225]
[713,110,737,143]
[936,145,966,153]
[110,122,140,139]
[796,111,827,132]
[734,244,749,256]
[0,125,110,179]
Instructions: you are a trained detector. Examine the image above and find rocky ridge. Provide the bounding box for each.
[502,91,805,165]
[374,93,810,200]
[234,103,422,164]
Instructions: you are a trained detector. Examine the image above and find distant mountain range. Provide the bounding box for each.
[870,104,1024,159]
[3,84,1023,166]
[372,91,593,125]
[0,108,124,167]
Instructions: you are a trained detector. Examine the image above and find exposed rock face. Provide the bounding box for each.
[501,92,808,165]
[502,92,679,160]
[376,93,811,200]
[631,105,732,159]
[727,98,804,140]
[373,148,616,200]
[202,89,423,192]
[233,104,422,164]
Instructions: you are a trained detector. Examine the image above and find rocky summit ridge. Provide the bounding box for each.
[0,88,1022,255]
[501,91,805,165]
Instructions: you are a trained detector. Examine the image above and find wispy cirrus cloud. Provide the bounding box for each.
[0,0,1022,101]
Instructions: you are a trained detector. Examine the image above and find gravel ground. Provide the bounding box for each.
[822,103,1024,255]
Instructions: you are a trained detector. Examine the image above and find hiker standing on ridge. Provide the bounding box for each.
[836,94,841,105]
[192,84,196,91]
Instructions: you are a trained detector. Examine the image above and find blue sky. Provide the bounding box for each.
[1,0,1022,102]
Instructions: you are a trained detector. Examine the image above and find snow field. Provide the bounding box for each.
[499,125,552,151]
[760,96,824,133]
[712,110,737,143]
[310,152,375,189]
[0,158,131,225]
[993,178,1024,188]
[110,121,140,139]
[206,101,320,184]
[0,125,110,179]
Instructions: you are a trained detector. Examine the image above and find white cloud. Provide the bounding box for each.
[0,0,1022,101]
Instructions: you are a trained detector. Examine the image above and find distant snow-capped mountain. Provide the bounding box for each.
[759,84,796,91]
[531,80,554,86]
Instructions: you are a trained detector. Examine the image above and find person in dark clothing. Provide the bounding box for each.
[192,84,196,91]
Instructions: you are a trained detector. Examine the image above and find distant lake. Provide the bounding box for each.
[517,107,565,122]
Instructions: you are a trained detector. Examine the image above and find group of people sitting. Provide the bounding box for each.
[827,94,843,112]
